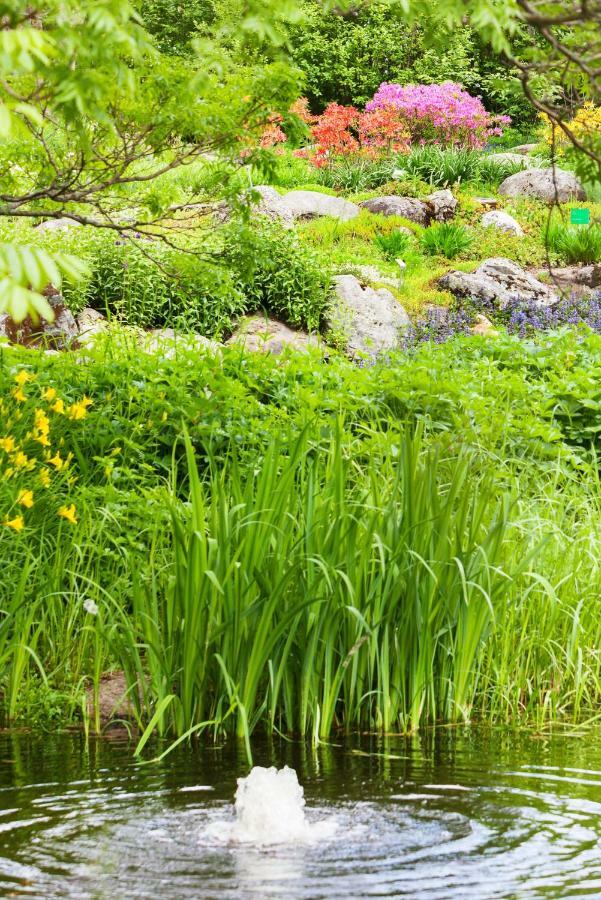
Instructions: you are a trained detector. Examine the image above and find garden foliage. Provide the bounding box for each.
[1,330,601,744]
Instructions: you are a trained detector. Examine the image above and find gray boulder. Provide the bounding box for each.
[248,186,295,229]
[360,195,429,225]
[226,315,321,354]
[481,210,524,236]
[0,288,78,349]
[213,186,295,228]
[330,275,410,359]
[499,167,586,202]
[439,258,558,309]
[351,265,401,288]
[537,265,601,289]
[35,217,82,233]
[76,308,108,347]
[280,190,359,222]
[142,327,221,358]
[427,189,458,222]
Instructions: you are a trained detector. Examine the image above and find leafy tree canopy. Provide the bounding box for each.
[0,0,302,322]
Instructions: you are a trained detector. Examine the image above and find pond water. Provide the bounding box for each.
[0,727,599,898]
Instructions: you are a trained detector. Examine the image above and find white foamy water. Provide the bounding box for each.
[205,765,339,846]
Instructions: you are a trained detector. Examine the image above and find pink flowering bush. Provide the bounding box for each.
[366,81,511,149]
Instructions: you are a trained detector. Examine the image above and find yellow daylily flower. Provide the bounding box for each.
[39,469,51,488]
[13,451,29,468]
[14,370,33,387]
[52,399,65,415]
[35,409,50,429]
[4,515,24,532]
[0,437,16,453]
[58,504,77,525]
[17,490,34,509]
[48,452,64,470]
[33,409,51,447]
[13,388,26,403]
[42,387,57,402]
[67,396,93,420]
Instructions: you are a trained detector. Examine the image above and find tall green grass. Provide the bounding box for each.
[400,146,525,188]
[103,427,523,756]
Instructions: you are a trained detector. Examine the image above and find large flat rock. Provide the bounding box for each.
[499,167,586,202]
[280,190,359,222]
[359,195,429,225]
[226,315,321,354]
[481,210,524,236]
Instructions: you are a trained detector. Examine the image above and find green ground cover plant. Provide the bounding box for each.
[373,229,413,260]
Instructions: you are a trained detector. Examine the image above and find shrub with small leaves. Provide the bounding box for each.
[223,222,332,331]
[84,235,246,337]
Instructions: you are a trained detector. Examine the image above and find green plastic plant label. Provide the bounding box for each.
[570,208,590,225]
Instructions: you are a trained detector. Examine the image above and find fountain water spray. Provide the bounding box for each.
[232,766,311,843]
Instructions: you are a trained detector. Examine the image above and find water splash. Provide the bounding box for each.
[205,765,338,846]
[232,766,309,843]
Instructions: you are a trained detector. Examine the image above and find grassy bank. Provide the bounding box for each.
[0,329,600,753]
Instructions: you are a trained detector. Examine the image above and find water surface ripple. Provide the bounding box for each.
[0,728,599,898]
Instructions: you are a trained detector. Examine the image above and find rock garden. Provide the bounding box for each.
[3,85,598,364]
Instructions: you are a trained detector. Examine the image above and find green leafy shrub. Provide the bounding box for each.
[84,235,246,336]
[223,222,331,330]
[544,222,601,264]
[421,222,474,258]
[374,229,413,260]
[139,0,216,54]
[261,153,316,188]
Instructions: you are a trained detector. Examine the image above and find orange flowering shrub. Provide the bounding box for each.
[298,101,410,167]
[0,368,92,533]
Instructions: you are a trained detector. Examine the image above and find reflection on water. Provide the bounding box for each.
[0,728,599,897]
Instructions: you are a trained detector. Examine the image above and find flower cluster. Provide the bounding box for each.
[406,293,601,349]
[303,102,410,166]
[405,307,474,347]
[506,294,601,337]
[540,103,601,154]
[366,81,510,149]
[259,115,287,149]
[0,369,92,533]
